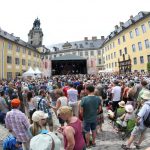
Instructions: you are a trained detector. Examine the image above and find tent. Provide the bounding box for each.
[22,67,35,77]
[34,67,42,74]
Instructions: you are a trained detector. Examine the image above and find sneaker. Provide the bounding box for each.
[133,142,141,149]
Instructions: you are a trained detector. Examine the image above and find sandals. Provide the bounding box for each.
[121,144,131,150]
[134,142,141,149]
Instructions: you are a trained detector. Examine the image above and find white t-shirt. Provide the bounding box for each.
[67,88,78,103]
[111,86,121,102]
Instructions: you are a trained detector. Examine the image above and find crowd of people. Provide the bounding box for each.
[0,73,150,150]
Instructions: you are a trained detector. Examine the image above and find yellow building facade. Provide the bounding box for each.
[0,33,42,79]
[100,11,150,73]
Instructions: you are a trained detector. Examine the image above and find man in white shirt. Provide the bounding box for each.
[111,80,121,112]
[67,83,78,116]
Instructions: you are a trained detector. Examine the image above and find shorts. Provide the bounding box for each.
[131,126,147,136]
[83,121,97,132]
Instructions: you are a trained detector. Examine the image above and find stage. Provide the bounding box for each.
[51,54,87,75]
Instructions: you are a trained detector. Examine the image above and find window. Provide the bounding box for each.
[115,62,117,67]
[129,31,133,39]
[114,52,116,58]
[108,55,110,60]
[138,42,142,51]
[135,28,139,36]
[102,49,104,54]
[80,51,83,56]
[122,36,126,42]
[7,56,12,64]
[145,39,150,49]
[97,50,101,55]
[132,44,136,52]
[59,54,62,57]
[90,51,94,56]
[16,46,20,52]
[90,43,93,47]
[22,59,26,65]
[148,21,150,28]
[15,58,19,65]
[15,72,20,77]
[79,44,83,48]
[113,42,115,48]
[28,50,31,55]
[72,52,76,55]
[98,59,101,64]
[118,38,120,45]
[141,24,146,33]
[53,55,56,58]
[124,47,127,54]
[110,44,112,49]
[28,60,31,66]
[147,55,150,63]
[106,56,107,60]
[119,49,122,56]
[85,51,88,56]
[22,48,26,54]
[133,58,137,64]
[111,53,113,59]
[34,52,36,57]
[8,42,13,50]
[112,63,114,68]
[140,56,144,64]
[7,72,12,80]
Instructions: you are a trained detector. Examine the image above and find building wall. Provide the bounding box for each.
[102,16,150,72]
[0,37,42,79]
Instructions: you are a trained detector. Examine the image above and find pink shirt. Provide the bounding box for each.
[64,118,85,150]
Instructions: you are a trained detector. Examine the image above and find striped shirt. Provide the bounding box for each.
[5,109,30,142]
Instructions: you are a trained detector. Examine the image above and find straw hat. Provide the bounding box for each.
[141,90,150,100]
[32,111,48,122]
[118,101,125,108]
[125,104,134,113]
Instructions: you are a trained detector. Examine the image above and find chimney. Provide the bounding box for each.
[115,25,119,30]
[92,36,97,41]
[84,37,88,41]
[119,22,124,27]
[130,15,133,19]
[101,36,105,40]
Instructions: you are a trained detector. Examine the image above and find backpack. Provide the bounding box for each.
[143,103,150,128]
[3,134,22,150]
[30,132,61,150]
[101,88,107,99]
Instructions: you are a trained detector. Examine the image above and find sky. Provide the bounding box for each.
[0,0,149,47]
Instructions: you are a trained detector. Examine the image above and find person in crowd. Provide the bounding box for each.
[116,104,135,130]
[29,110,50,136]
[27,91,36,123]
[0,89,9,124]
[51,89,68,126]
[94,88,103,133]
[126,81,137,107]
[5,99,31,150]
[122,90,150,149]
[37,89,53,131]
[80,85,101,148]
[111,80,121,112]
[63,82,69,97]
[58,106,85,150]
[67,83,78,117]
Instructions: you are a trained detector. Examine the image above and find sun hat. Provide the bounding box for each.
[118,101,125,108]
[32,111,48,122]
[11,99,20,108]
[141,90,150,100]
[125,104,134,113]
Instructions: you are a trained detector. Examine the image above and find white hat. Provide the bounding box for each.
[125,105,134,113]
[118,101,125,108]
[32,111,48,122]
[141,90,150,100]
[22,86,29,92]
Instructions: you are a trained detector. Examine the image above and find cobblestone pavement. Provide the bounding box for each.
[0,110,150,150]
